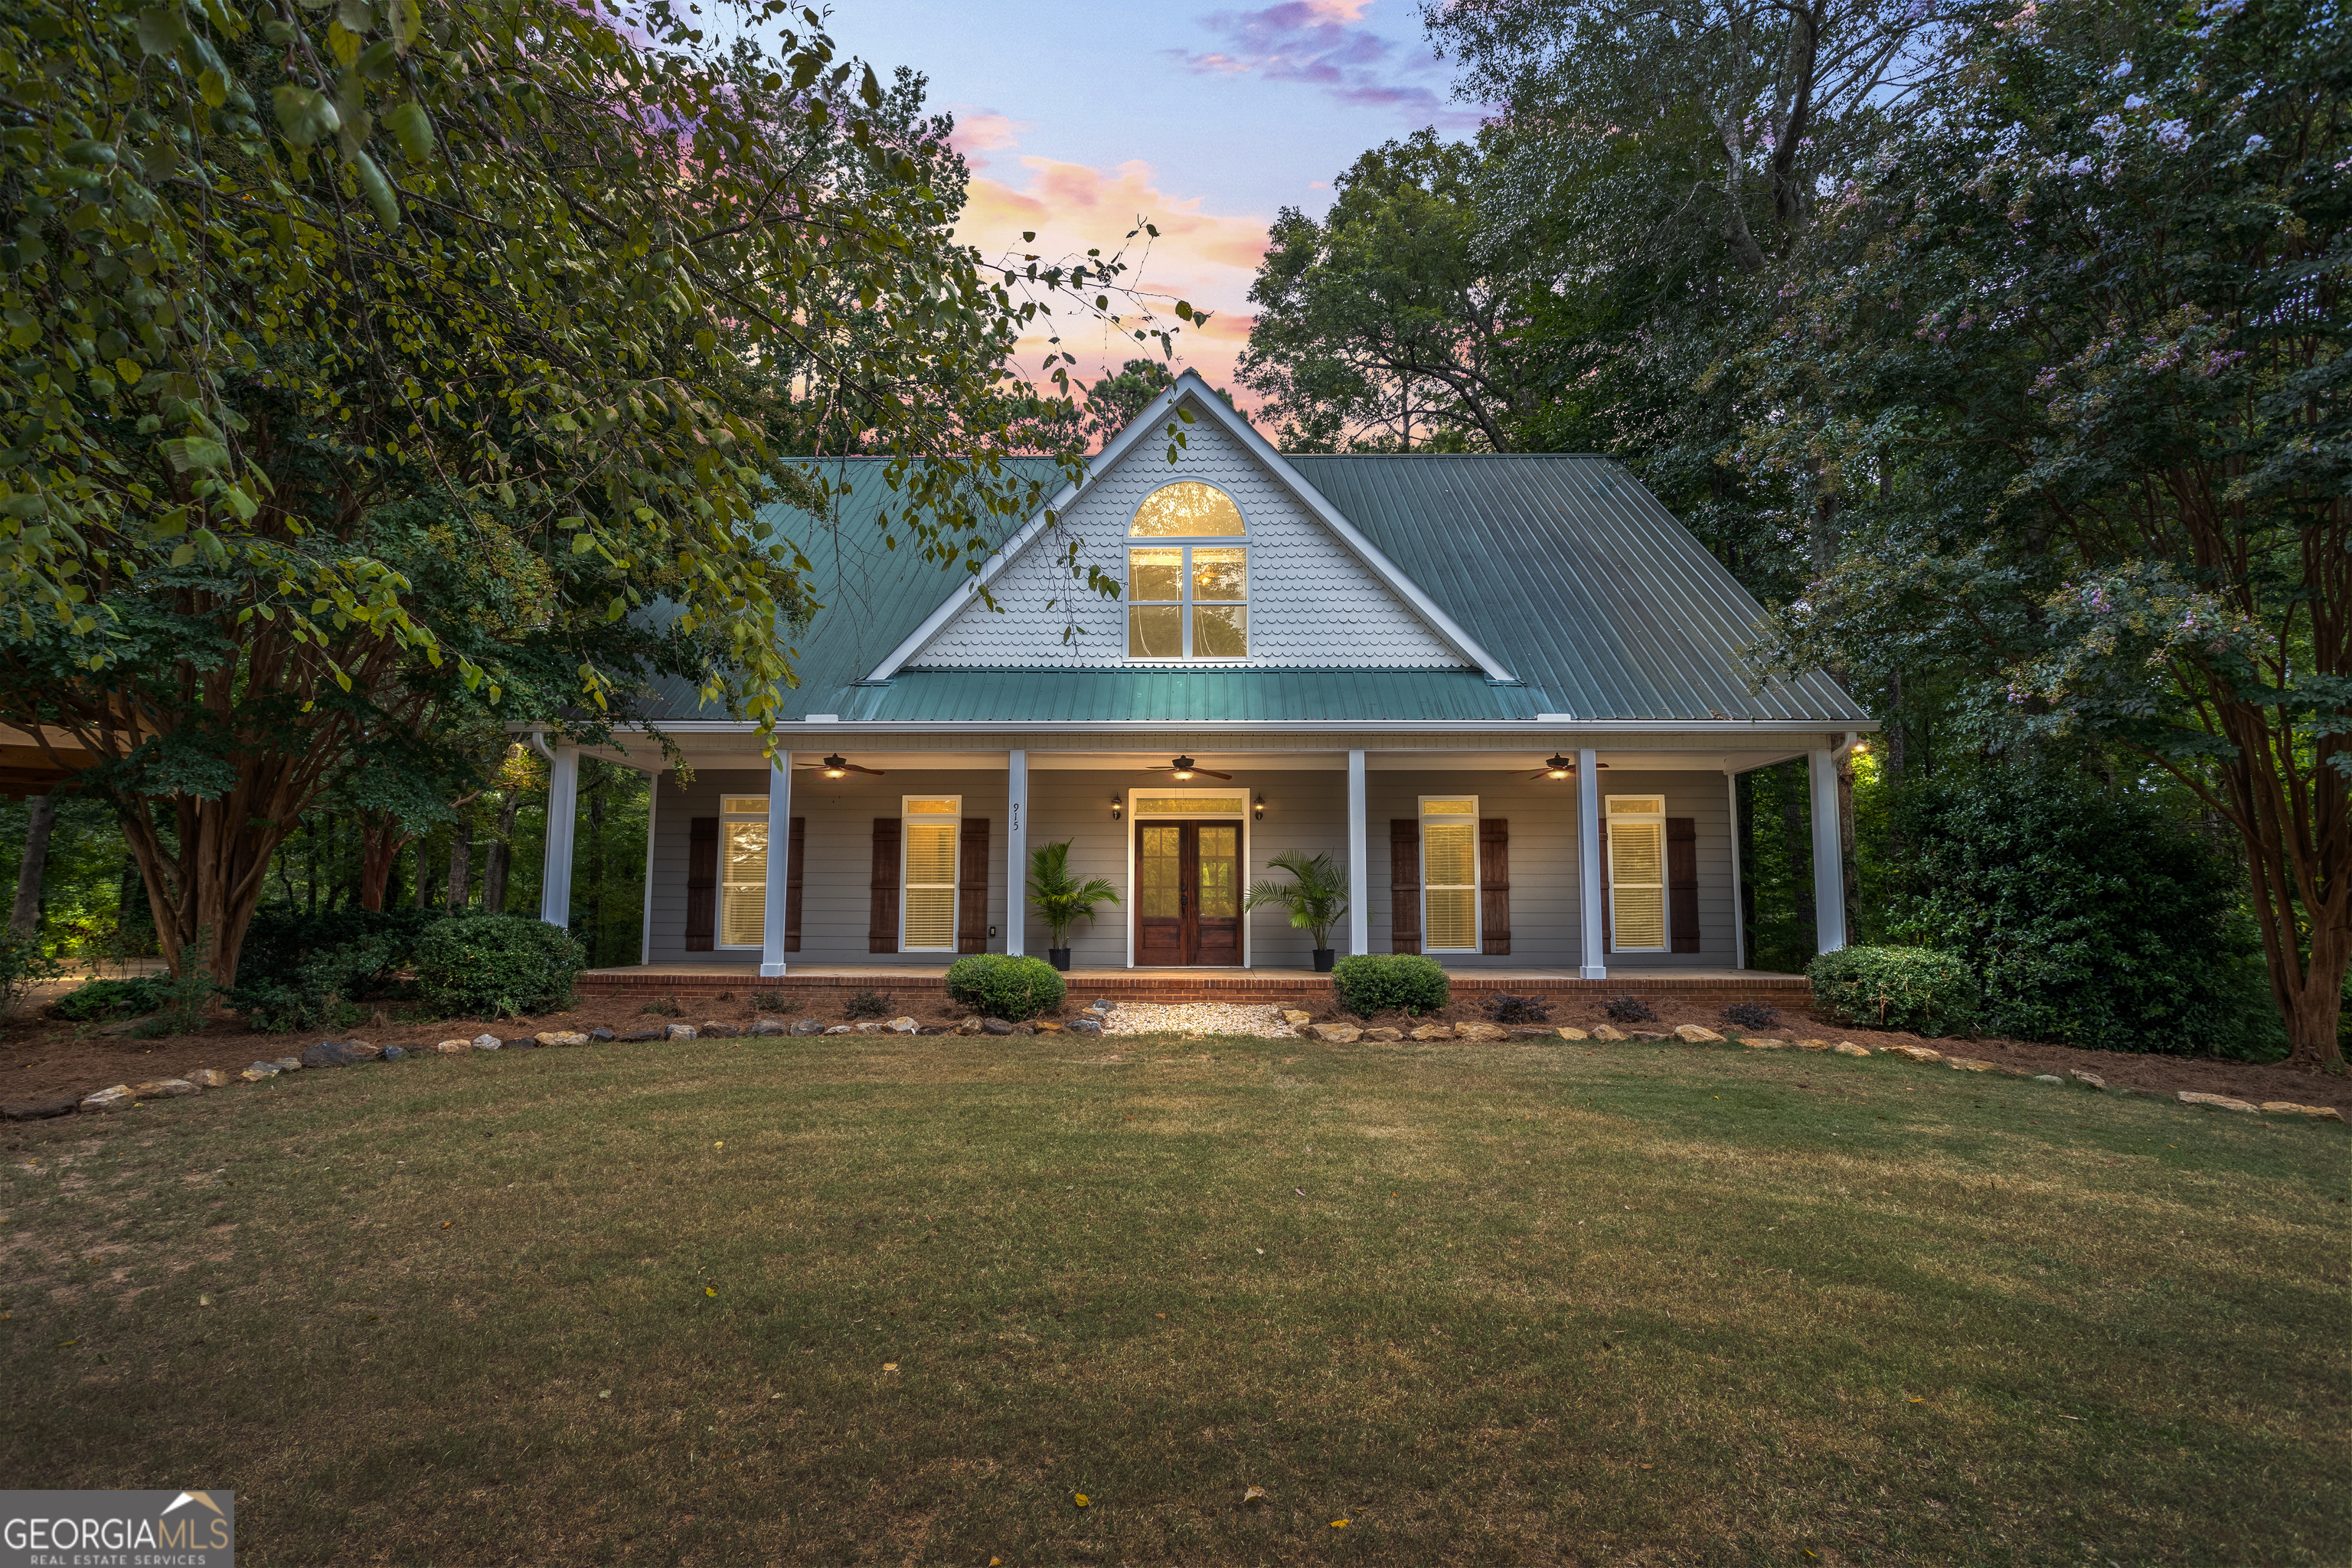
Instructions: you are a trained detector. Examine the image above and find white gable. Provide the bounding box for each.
[906,391,1470,670]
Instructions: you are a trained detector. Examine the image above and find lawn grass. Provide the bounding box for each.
[2,1031,2344,1566]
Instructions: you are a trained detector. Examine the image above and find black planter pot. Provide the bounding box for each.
[1047,948,1073,972]
[1312,949,1336,972]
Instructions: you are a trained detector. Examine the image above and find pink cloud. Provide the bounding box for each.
[951,125,1270,408]
[1175,0,1465,116]
[949,109,1034,155]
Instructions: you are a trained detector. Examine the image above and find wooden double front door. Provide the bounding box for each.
[1135,820,1241,965]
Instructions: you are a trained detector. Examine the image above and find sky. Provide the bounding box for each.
[816,0,1481,403]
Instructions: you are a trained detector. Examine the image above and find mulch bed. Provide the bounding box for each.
[5,978,2346,1118]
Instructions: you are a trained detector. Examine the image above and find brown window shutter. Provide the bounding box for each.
[784,816,805,952]
[1389,818,1421,954]
[1479,818,1511,956]
[1599,818,1612,951]
[684,817,717,952]
[869,818,901,953]
[1668,816,1700,953]
[956,818,991,954]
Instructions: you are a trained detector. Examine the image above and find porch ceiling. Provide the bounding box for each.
[572,743,1821,776]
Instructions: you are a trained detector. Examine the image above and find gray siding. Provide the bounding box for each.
[644,763,1736,970]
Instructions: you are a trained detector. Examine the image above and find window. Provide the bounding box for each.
[1128,482,1248,659]
[718,795,768,949]
[1606,795,1667,951]
[1421,796,1479,952]
[1132,793,1246,816]
[901,795,961,952]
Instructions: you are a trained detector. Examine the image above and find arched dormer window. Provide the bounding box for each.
[1127,481,1248,659]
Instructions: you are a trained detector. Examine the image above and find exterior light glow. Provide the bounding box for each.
[1170,754,1197,780]
[1110,795,1123,821]
[1253,793,1265,820]
[821,753,850,779]
[1544,753,1574,779]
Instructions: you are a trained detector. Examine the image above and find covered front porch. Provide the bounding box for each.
[536,732,1857,984]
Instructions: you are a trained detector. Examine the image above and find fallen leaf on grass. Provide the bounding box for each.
[1073,1493,1089,1508]
[704,1287,717,1298]
[1243,1485,1268,1506]
[1331,1519,1349,1528]
[599,1390,611,1399]
[882,1362,899,1372]
[54,1339,77,1348]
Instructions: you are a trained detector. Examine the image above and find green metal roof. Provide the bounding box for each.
[645,449,1866,727]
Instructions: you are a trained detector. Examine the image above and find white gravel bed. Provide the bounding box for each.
[1099,1001,1297,1039]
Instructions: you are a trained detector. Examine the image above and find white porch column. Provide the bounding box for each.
[638,767,660,964]
[1346,749,1367,956]
[538,743,580,929]
[1005,749,1027,956]
[760,752,792,977]
[1808,748,1847,955]
[1725,769,1746,971]
[1577,747,1606,979]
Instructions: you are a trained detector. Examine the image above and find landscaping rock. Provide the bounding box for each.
[1012,1023,1036,1037]
[746,1019,787,1037]
[537,1031,590,1047]
[886,1016,922,1034]
[853,1021,886,1034]
[1282,1008,1313,1027]
[4,1094,80,1121]
[701,1024,738,1040]
[1589,1024,1627,1042]
[272,1057,302,1072]
[381,1045,407,1061]
[664,1024,697,1042]
[187,1067,236,1088]
[2261,1102,2344,1121]
[1453,1021,1508,1042]
[2178,1090,2259,1113]
[1361,1027,1403,1043]
[789,1018,825,1037]
[1831,1042,1872,1057]
[1674,1024,1723,1044]
[502,1037,537,1050]
[1743,1037,1787,1050]
[1794,1038,1831,1050]
[472,1033,501,1050]
[301,1039,381,1069]
[1946,1057,1998,1073]
[1508,1025,1558,1039]
[241,1062,281,1080]
[1070,1018,1103,1035]
[1885,1045,1943,1063]
[1410,1024,1455,1041]
[1556,1027,1588,1041]
[619,1030,663,1043]
[824,1024,854,1035]
[1090,998,1116,1014]
[590,1028,616,1043]
[81,1085,136,1112]
[2070,1070,2105,1089]
[1307,1023,1360,1044]
[981,1018,1016,1036]
[1032,1020,1064,1034]
[2034,1074,2066,1086]
[433,1038,473,1055]
[133,1079,199,1098]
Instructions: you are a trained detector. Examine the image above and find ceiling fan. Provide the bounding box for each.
[1527,753,1607,780]
[796,753,885,779]
[1139,754,1233,782]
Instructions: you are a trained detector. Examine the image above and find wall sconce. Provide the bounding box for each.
[1110,795,1123,822]
[1253,793,1265,821]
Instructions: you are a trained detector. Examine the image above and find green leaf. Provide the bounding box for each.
[161,436,230,472]
[384,101,434,163]
[134,6,190,56]
[350,149,400,227]
[273,86,341,149]
[861,64,883,109]
[198,69,229,110]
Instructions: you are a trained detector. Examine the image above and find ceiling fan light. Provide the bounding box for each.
[821,753,849,779]
[1170,754,1195,779]
[1544,753,1574,779]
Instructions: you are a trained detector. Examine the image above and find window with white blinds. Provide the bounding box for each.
[1421,795,1479,952]
[901,795,961,952]
[1606,795,1667,952]
[718,795,767,949]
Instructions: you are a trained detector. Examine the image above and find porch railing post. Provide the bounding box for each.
[1725,767,1746,971]
[1346,749,1367,957]
[1577,746,1606,979]
[761,750,791,977]
[1006,749,1027,956]
[1808,747,1847,955]
[539,743,579,931]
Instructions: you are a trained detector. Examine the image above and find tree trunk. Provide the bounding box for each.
[355,814,409,913]
[9,793,58,942]
[1885,671,1906,787]
[446,818,472,911]
[482,791,521,913]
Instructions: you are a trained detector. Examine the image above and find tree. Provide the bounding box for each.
[1740,0,2348,1067]
[0,0,1168,985]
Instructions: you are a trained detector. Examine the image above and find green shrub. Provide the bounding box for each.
[1808,947,1979,1037]
[1331,954,1450,1017]
[51,974,175,1021]
[413,915,586,1019]
[227,906,447,1031]
[945,954,1066,1021]
[1886,767,2275,1053]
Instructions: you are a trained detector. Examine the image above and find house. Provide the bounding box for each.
[540,371,1870,978]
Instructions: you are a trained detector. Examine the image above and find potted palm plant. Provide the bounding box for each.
[1243,849,1349,972]
[1027,840,1119,972]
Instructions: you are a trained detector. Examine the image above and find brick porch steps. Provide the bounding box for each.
[574,969,1813,1010]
